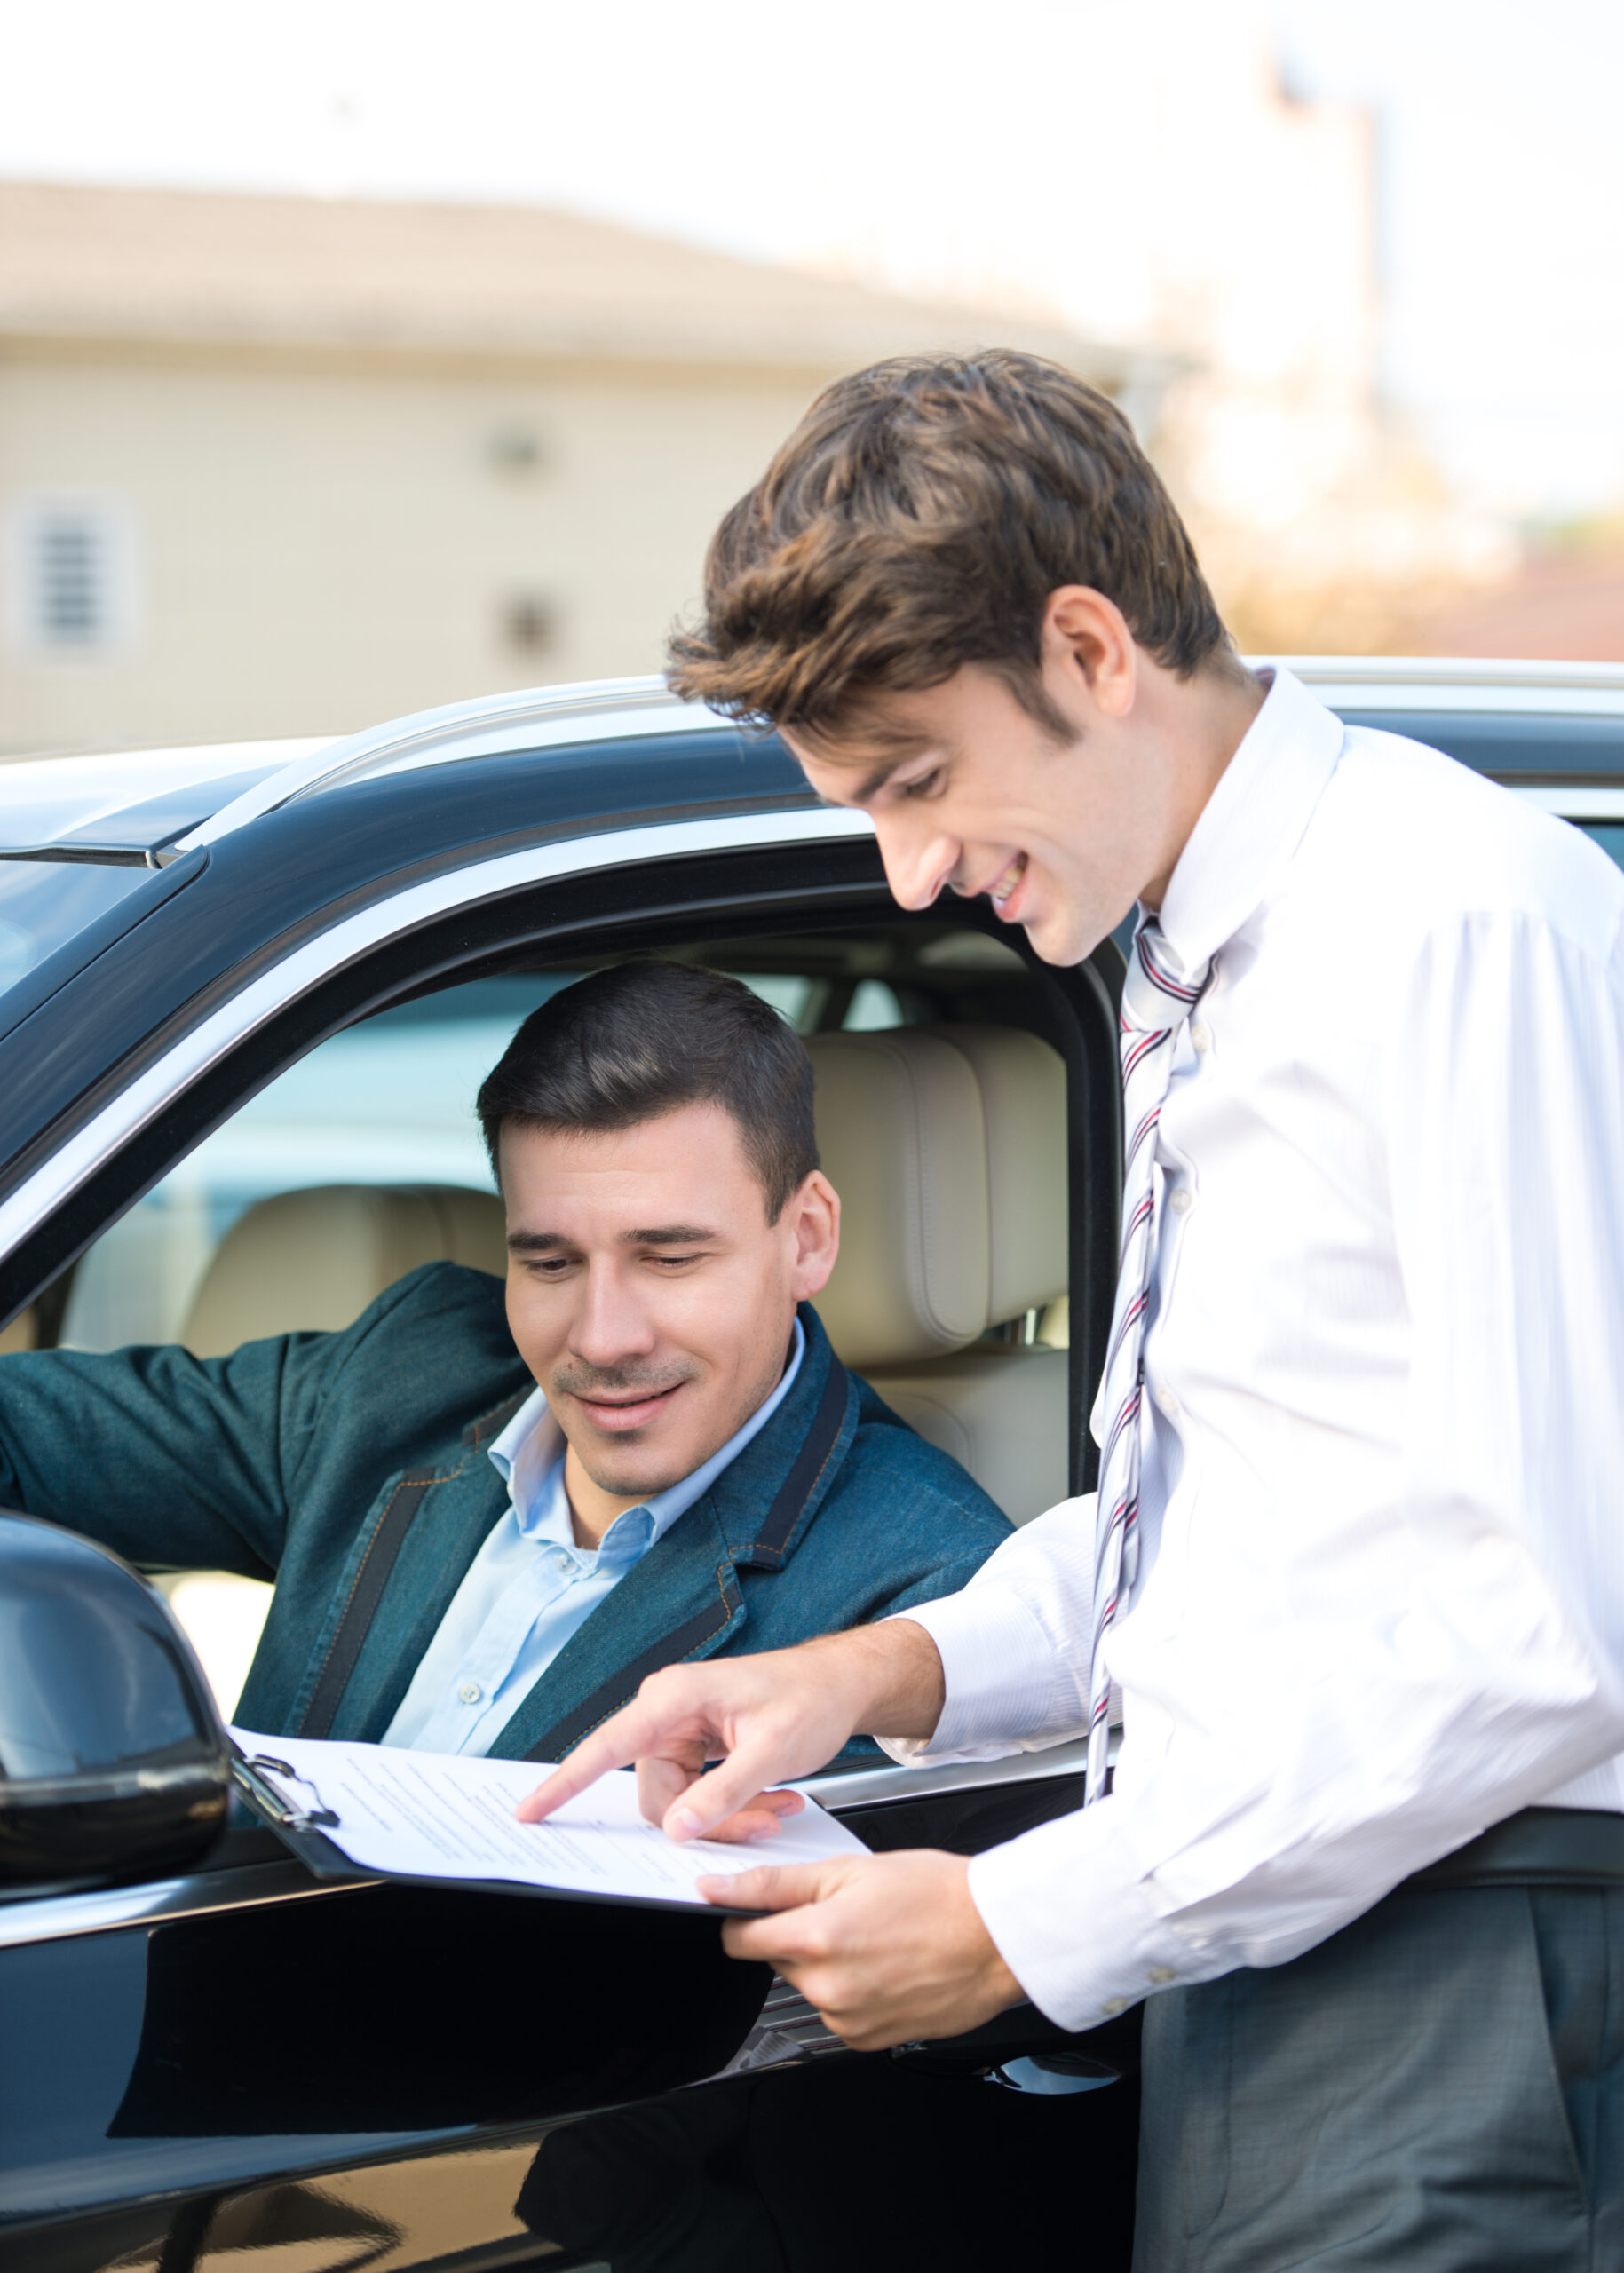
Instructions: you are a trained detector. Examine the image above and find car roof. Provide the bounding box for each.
[4,659,1624,861]
[0,738,332,860]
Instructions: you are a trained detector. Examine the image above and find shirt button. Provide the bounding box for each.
[1156,1383,1180,1416]
[1101,1996,1130,2016]
[553,1552,570,1572]
[1168,1187,1193,1216]
[1190,1022,1211,1054]
[1147,1967,1176,1985]
[458,1682,483,1706]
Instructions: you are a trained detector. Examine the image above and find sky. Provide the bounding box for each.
[2,0,1620,522]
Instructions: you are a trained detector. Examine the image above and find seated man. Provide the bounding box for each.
[0,961,1011,1764]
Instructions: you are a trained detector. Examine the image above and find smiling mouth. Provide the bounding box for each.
[988,853,1028,916]
[571,1382,685,1434]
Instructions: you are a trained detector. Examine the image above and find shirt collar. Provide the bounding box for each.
[486,1315,807,1556]
[1153,667,1345,970]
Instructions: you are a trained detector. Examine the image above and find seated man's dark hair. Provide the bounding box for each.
[477,961,819,1223]
[667,348,1239,744]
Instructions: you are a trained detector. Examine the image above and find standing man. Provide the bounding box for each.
[525,353,1624,2264]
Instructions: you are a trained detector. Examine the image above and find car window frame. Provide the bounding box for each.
[0,816,1119,1930]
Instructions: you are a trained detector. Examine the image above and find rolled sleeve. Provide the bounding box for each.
[876,1493,1097,1764]
[879,1584,1063,1762]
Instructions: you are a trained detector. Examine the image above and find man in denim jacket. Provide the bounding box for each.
[0,962,1010,1765]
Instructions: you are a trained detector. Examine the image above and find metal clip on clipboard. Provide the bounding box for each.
[231,1752,341,1833]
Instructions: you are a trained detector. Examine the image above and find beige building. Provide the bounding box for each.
[0,182,1139,757]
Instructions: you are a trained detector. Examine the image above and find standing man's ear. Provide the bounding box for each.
[1041,587,1140,718]
[786,1171,841,1303]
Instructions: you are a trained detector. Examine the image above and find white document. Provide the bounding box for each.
[230,1728,868,1909]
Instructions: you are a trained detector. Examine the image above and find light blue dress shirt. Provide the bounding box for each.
[382,1318,805,1755]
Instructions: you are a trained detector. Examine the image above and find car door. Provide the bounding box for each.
[0,701,1137,2273]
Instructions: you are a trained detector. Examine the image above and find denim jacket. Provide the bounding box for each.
[0,1264,1011,1759]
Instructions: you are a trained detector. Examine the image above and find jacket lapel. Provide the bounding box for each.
[306,1392,527,1743]
[492,1305,857,1761]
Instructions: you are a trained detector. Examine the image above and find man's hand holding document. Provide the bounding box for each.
[229,1728,866,1911]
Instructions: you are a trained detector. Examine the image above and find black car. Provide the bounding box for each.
[3,660,1622,2272]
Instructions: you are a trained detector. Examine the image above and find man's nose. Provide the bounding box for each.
[568,1264,656,1366]
[872,811,959,913]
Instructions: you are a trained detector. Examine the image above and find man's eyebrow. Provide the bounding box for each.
[852,757,905,803]
[852,736,954,803]
[793,725,940,807]
[506,1224,720,1251]
[811,756,919,808]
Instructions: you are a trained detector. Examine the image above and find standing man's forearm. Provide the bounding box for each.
[815,1614,947,1740]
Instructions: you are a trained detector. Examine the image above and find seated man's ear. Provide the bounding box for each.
[787,1171,840,1301]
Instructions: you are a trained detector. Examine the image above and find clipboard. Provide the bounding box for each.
[227,1741,783,1917]
[230,1746,380,1885]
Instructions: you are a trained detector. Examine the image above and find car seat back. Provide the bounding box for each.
[181,1183,507,1358]
[805,1026,1071,1524]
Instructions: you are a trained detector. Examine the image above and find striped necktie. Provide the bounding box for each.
[1086,919,1213,1802]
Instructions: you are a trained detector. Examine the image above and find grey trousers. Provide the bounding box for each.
[1134,1870,1624,2269]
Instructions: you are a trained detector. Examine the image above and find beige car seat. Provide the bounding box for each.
[181,1183,508,1358]
[805,1026,1071,1525]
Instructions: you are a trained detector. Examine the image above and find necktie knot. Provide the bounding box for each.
[1121,921,1210,1040]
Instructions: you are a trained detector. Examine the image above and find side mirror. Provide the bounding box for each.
[0,1509,230,1892]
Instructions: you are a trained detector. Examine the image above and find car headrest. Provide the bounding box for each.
[807,1025,1068,1371]
[182,1184,508,1358]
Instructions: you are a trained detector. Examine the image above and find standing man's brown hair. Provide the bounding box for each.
[669,350,1244,743]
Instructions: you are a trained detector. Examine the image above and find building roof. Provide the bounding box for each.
[1399,549,1624,666]
[0,178,1139,383]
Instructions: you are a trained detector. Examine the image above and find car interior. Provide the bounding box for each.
[3,906,1112,1724]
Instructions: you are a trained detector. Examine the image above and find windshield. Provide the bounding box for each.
[0,859,150,1000]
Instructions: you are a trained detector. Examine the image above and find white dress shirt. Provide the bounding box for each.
[384,1319,804,1754]
[889,667,1624,2032]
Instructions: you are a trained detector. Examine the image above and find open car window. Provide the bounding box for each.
[44,933,944,1717]
[57,965,916,1362]
[60,975,562,1357]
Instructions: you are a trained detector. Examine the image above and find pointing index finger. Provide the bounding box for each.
[515,1721,638,1822]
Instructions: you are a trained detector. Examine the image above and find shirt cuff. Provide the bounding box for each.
[876,1586,1068,1764]
[967,1797,1209,2032]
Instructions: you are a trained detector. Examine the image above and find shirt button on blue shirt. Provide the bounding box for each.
[458,1681,483,1705]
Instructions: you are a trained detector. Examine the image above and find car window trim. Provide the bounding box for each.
[0,1854,366,1953]
[1514,784,1624,819]
[0,808,873,1264]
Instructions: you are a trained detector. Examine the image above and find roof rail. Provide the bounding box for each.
[1274,655,1624,704]
[169,675,722,857]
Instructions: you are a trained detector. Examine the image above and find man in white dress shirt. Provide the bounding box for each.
[526,353,1624,2266]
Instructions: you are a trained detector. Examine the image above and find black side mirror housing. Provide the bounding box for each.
[0,1510,231,1891]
